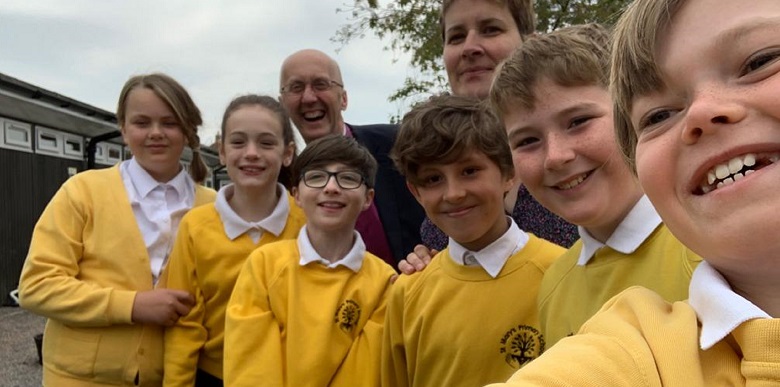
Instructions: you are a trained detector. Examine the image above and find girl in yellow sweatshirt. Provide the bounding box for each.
[18,73,216,386]
[163,95,306,386]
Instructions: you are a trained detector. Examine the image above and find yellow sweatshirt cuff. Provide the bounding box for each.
[110,289,137,324]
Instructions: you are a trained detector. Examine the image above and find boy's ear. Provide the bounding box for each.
[502,174,516,195]
[362,188,375,212]
[292,186,302,207]
[406,181,422,201]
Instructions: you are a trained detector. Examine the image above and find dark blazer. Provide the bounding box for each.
[349,123,425,265]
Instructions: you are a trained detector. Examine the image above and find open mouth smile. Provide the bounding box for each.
[303,110,325,122]
[697,152,780,194]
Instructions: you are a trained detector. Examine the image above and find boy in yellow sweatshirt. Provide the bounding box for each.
[488,0,780,385]
[488,23,700,348]
[224,134,396,387]
[383,95,565,387]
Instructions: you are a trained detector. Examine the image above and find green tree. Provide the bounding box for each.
[333,0,630,105]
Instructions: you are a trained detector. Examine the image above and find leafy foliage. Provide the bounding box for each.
[333,0,631,106]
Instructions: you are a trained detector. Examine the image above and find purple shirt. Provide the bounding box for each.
[344,126,394,264]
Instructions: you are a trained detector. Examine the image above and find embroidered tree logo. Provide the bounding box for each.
[334,300,361,333]
[500,325,545,368]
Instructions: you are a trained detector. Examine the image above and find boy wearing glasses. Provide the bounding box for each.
[224,134,396,386]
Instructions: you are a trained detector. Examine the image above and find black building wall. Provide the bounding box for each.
[1,148,82,304]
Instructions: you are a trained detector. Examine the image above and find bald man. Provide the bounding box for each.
[279,49,424,266]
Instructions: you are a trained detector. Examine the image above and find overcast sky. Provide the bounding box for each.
[0,0,421,144]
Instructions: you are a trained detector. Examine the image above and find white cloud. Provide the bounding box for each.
[0,0,418,145]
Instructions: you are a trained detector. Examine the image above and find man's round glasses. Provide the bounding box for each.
[280,79,343,95]
[301,170,365,190]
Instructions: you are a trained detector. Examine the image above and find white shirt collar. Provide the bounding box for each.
[125,157,191,200]
[297,225,365,272]
[577,195,662,266]
[214,183,291,242]
[688,261,771,350]
[448,217,528,278]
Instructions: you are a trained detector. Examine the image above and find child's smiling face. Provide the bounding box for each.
[503,78,642,242]
[632,0,780,278]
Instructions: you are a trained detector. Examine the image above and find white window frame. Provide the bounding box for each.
[94,142,105,163]
[35,127,62,156]
[103,143,123,165]
[62,133,84,161]
[0,117,33,153]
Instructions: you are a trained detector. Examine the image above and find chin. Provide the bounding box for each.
[465,87,489,99]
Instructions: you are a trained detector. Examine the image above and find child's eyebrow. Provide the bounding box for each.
[554,102,604,119]
[714,17,780,48]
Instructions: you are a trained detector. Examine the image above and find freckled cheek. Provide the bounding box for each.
[513,154,541,185]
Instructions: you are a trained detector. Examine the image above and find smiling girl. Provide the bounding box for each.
[163,95,306,387]
[18,73,216,386]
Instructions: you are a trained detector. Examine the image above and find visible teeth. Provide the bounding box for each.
[303,111,325,120]
[744,154,756,167]
[558,174,586,190]
[700,152,779,194]
[715,164,730,179]
[728,158,743,174]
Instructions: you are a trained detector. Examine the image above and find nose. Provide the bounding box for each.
[543,133,576,171]
[301,84,319,103]
[322,175,341,193]
[461,31,485,58]
[442,177,466,203]
[244,141,259,159]
[148,123,164,138]
[681,87,746,144]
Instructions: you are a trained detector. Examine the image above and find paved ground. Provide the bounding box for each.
[0,307,44,387]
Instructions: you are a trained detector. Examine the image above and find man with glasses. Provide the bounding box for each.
[279,49,424,267]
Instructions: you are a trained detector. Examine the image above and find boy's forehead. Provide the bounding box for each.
[417,149,489,170]
[306,162,353,171]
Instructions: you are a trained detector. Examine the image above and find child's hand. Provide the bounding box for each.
[397,244,438,275]
[131,289,195,326]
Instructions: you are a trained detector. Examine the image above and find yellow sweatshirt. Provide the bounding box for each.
[488,286,780,386]
[18,165,215,387]
[381,235,564,387]
[162,195,306,385]
[539,224,701,347]
[224,239,396,387]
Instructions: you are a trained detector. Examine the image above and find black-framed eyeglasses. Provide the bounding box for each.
[280,79,344,95]
[301,169,365,190]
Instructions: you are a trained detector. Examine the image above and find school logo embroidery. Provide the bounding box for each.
[499,325,545,368]
[334,300,361,333]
